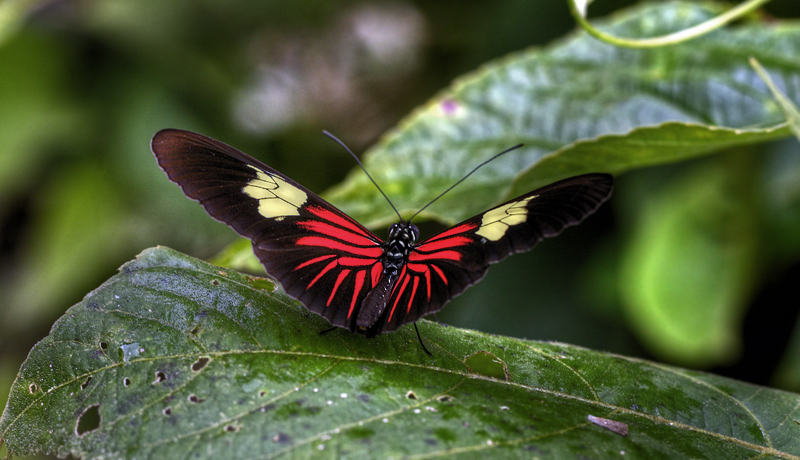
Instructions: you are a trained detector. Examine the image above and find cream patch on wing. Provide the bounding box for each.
[475,196,536,241]
[242,165,308,219]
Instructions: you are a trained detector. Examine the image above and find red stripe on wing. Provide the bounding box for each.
[387,268,410,324]
[431,264,447,285]
[295,254,337,270]
[422,222,477,242]
[327,269,351,306]
[370,262,382,287]
[409,250,462,262]
[415,235,472,253]
[297,220,379,247]
[410,223,477,263]
[406,276,420,314]
[296,236,383,258]
[348,270,367,319]
[338,257,380,267]
[424,268,431,300]
[307,259,338,289]
[306,206,378,242]
[406,263,433,301]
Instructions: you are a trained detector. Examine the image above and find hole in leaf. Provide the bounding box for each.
[188,394,206,403]
[258,391,267,397]
[464,351,509,381]
[123,378,131,387]
[99,341,108,350]
[29,383,38,394]
[80,376,92,390]
[211,279,220,286]
[437,395,453,402]
[163,407,172,416]
[224,424,240,432]
[153,371,167,384]
[249,277,275,291]
[190,324,201,335]
[191,356,210,372]
[406,391,417,400]
[119,343,142,362]
[76,404,101,436]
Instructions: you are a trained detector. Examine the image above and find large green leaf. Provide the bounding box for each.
[619,159,759,365]
[2,247,799,459]
[326,1,799,227]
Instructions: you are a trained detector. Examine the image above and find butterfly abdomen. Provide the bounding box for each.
[357,269,398,334]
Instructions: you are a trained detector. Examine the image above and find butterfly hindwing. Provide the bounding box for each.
[371,174,613,335]
[152,129,384,330]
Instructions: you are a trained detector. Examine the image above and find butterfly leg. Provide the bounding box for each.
[432,313,449,328]
[414,323,432,356]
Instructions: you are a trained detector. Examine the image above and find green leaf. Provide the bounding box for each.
[750,56,800,140]
[326,1,800,227]
[209,237,267,275]
[619,159,758,365]
[2,247,800,458]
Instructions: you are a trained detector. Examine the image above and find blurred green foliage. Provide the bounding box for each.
[1,2,800,457]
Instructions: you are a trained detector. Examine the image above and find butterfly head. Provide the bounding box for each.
[388,222,419,246]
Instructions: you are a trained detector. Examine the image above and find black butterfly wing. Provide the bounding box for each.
[151,129,385,330]
[372,174,613,335]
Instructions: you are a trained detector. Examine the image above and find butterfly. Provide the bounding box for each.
[151,129,613,338]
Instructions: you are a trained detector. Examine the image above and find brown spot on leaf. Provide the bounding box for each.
[587,414,628,436]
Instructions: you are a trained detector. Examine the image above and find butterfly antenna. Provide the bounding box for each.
[323,130,404,222]
[409,143,524,222]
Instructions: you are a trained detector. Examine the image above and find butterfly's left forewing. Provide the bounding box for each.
[373,174,613,334]
[152,129,384,330]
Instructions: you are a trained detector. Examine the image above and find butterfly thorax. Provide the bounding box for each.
[356,222,419,334]
[382,222,419,269]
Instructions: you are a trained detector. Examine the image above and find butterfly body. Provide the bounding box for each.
[152,129,613,337]
[356,222,419,332]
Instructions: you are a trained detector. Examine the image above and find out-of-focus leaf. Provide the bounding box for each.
[750,56,800,140]
[760,139,800,269]
[326,2,799,228]
[619,160,758,365]
[0,32,79,209]
[4,164,129,330]
[1,247,799,459]
[209,237,266,274]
